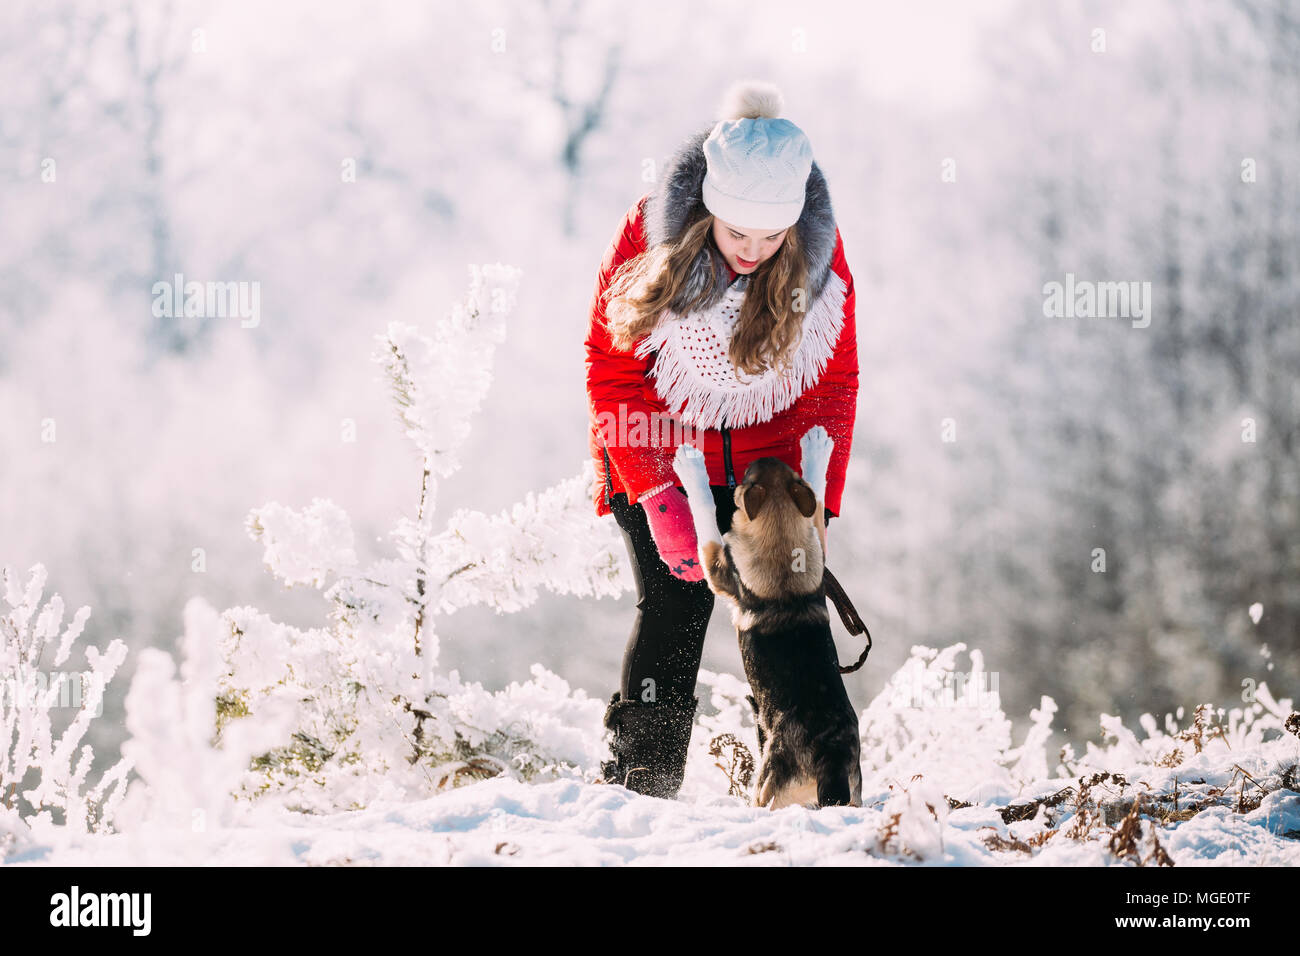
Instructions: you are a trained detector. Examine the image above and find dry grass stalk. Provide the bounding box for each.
[1155,747,1184,768]
[709,733,755,799]
[1176,703,1229,754]
[979,827,1033,855]
[434,755,506,791]
[999,786,1074,824]
[1108,794,1175,867]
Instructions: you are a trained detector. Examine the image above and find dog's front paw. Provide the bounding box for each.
[672,443,711,494]
[800,425,834,461]
[800,426,834,487]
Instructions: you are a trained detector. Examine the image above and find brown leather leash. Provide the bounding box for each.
[824,567,873,674]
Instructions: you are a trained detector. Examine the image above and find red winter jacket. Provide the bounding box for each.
[584,192,858,518]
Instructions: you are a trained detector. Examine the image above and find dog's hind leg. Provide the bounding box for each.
[815,773,852,808]
[755,745,809,810]
[813,745,859,807]
[767,776,819,810]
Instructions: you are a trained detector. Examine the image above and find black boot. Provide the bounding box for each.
[598,691,699,799]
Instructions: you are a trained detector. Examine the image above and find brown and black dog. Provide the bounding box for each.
[673,425,862,809]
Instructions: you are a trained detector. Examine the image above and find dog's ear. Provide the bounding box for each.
[741,481,768,520]
[789,479,817,518]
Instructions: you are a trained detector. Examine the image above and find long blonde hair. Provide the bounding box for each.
[604,209,808,377]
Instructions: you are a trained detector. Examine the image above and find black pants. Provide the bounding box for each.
[608,484,834,711]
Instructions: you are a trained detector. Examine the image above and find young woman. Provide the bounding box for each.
[584,81,858,798]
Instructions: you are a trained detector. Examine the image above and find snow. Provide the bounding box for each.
[5,624,1298,866]
[8,749,1299,867]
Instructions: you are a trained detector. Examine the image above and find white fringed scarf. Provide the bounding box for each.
[633,271,848,430]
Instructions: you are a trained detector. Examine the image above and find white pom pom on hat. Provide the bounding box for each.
[719,79,785,120]
[702,80,813,232]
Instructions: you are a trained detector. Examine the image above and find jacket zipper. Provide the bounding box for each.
[602,442,614,505]
[720,418,736,489]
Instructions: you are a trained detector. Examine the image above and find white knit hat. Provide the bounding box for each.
[701,81,814,232]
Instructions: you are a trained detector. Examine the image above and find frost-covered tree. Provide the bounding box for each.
[217,263,630,811]
[0,564,130,852]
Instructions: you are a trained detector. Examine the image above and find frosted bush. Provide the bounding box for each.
[878,776,950,860]
[0,564,130,855]
[112,598,298,833]
[1070,686,1295,779]
[215,264,628,811]
[858,644,1024,803]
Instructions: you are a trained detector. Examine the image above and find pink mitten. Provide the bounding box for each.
[640,486,704,582]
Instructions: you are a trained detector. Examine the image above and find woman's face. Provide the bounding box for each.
[711,218,789,274]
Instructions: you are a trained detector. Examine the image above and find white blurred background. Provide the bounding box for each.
[2,0,1296,761]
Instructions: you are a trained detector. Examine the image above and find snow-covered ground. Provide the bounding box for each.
[9,760,1299,867]
[5,639,1297,867]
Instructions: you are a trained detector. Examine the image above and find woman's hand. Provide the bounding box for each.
[640,486,705,582]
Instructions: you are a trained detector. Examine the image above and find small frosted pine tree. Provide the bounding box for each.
[217,263,632,811]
